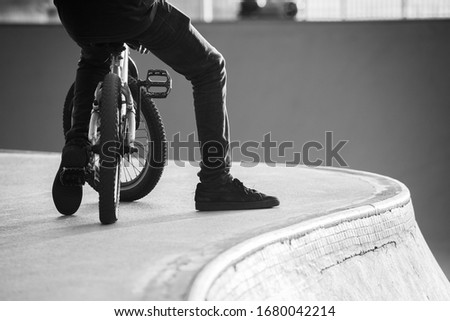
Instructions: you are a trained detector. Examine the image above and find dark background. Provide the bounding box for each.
[0,20,449,278]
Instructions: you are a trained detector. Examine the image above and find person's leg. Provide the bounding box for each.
[134,2,279,210]
[134,1,230,184]
[66,45,111,142]
[53,44,112,215]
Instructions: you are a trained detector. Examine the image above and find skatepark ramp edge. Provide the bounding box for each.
[187,172,450,300]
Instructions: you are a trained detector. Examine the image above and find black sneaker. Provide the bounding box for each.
[195,177,280,211]
[52,140,89,215]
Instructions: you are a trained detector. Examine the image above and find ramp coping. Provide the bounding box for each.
[187,168,411,300]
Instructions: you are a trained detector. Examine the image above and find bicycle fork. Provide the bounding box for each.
[87,82,137,157]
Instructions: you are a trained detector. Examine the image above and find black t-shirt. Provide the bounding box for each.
[54,0,156,43]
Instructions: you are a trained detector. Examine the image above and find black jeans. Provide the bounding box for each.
[64,1,231,183]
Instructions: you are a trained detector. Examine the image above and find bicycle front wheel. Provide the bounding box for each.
[98,73,122,224]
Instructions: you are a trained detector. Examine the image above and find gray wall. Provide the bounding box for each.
[1,21,450,276]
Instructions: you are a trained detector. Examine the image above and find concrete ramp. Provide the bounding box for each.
[0,151,449,300]
[189,184,450,300]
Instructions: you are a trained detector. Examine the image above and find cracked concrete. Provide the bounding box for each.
[197,202,450,300]
[320,241,398,273]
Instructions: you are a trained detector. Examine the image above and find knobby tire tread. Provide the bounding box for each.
[98,73,121,224]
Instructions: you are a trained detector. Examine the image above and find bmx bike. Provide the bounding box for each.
[62,44,171,224]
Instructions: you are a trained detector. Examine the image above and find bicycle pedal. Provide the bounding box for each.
[60,167,86,186]
[145,69,172,98]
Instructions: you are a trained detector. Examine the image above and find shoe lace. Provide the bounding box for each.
[232,178,256,195]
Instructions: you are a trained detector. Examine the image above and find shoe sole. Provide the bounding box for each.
[196,198,280,211]
[52,168,83,215]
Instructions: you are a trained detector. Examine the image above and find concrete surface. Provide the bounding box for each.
[0,150,448,300]
[190,193,450,300]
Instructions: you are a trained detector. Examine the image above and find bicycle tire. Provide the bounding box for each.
[62,78,167,202]
[98,73,121,224]
[121,87,167,202]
